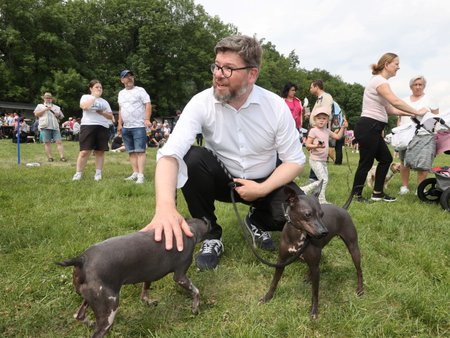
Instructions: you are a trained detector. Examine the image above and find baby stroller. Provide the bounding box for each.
[415,112,450,211]
[417,166,450,211]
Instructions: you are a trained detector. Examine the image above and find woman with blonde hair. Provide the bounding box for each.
[351,53,428,202]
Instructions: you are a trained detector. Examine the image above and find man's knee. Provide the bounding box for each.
[184,146,205,168]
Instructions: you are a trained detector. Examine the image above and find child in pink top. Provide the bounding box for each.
[301,107,347,204]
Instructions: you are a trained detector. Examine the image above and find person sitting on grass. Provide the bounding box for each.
[13,117,30,143]
[111,133,126,153]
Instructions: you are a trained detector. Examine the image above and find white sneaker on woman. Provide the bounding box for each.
[399,186,410,195]
[124,173,138,181]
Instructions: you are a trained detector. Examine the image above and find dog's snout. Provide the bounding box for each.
[317,229,329,239]
[314,222,329,239]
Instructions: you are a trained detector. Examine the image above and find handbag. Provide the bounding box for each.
[404,133,436,171]
[391,123,416,150]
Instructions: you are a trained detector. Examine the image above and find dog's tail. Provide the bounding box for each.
[55,256,87,287]
[55,256,83,267]
[342,185,364,210]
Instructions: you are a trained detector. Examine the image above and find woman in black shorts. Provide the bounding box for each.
[72,80,113,181]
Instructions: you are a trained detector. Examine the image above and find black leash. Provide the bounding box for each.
[229,184,310,268]
[203,148,309,268]
[343,144,353,191]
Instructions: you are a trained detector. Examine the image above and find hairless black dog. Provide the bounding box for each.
[57,218,210,338]
[259,186,363,319]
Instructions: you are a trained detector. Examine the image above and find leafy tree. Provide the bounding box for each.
[0,0,364,123]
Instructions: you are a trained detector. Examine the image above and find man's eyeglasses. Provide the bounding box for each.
[210,64,253,78]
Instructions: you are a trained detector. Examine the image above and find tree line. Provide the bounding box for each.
[1,0,366,128]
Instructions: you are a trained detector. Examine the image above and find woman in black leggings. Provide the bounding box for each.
[352,53,428,202]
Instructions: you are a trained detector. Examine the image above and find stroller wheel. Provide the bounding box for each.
[417,178,441,203]
[439,188,450,211]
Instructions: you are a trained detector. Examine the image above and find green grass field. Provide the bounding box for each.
[0,139,448,337]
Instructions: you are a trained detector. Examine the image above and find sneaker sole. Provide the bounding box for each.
[371,197,397,202]
[259,242,276,251]
[195,258,219,270]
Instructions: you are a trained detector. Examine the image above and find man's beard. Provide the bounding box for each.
[125,79,135,89]
[213,80,248,104]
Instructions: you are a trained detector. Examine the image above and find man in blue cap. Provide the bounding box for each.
[118,70,152,184]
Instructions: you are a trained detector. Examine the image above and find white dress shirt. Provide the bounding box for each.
[158,85,306,188]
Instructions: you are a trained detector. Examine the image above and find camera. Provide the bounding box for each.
[318,140,324,145]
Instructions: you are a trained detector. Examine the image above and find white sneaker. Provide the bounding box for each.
[124,173,138,181]
[136,175,144,184]
[399,186,410,195]
[94,173,102,181]
[72,172,82,181]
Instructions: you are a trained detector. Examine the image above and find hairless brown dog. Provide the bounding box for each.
[259,186,363,319]
[57,218,210,338]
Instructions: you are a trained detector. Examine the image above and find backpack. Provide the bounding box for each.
[331,101,344,127]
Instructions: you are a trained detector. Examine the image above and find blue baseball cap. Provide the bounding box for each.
[120,69,133,78]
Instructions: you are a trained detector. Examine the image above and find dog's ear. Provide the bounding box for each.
[284,185,298,204]
[313,180,324,198]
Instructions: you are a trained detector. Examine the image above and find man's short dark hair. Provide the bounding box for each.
[214,35,262,69]
[311,80,324,90]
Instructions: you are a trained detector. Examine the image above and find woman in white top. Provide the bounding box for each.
[397,75,439,195]
[72,80,113,181]
[351,53,428,202]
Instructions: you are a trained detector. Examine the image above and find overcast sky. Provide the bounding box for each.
[195,0,450,111]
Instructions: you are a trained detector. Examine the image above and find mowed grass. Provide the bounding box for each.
[0,139,448,337]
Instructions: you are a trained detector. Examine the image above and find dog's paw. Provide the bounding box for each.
[142,298,158,307]
[356,287,364,297]
[310,313,319,320]
[75,316,95,328]
[191,306,200,315]
[258,296,270,305]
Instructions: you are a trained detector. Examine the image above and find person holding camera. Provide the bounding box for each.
[300,106,347,204]
[33,92,67,162]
